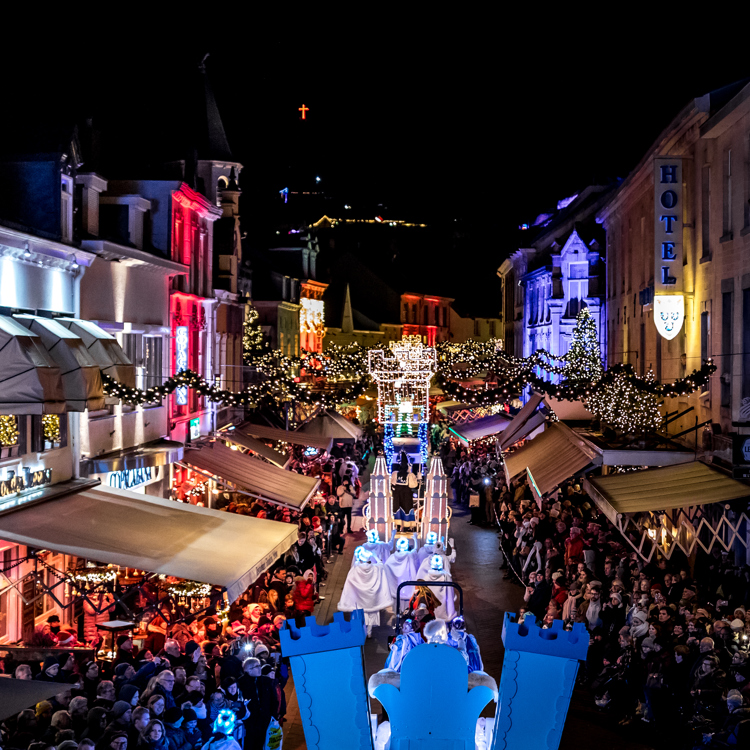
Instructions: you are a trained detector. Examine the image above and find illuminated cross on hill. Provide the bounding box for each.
[299,104,309,120]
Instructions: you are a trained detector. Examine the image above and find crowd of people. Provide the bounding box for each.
[449,439,750,747]
[0,432,382,750]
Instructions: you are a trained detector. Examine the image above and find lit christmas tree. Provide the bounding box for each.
[242,305,268,364]
[587,368,663,433]
[564,307,603,385]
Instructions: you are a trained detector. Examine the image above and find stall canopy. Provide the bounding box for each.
[0,679,72,721]
[14,315,104,411]
[503,422,599,497]
[237,423,333,453]
[181,441,320,509]
[497,392,547,451]
[217,431,289,468]
[585,461,750,525]
[0,484,298,603]
[296,410,363,441]
[0,315,66,414]
[449,411,514,446]
[58,318,136,388]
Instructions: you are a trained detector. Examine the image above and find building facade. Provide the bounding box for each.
[400,292,452,346]
[599,80,750,455]
[498,186,613,364]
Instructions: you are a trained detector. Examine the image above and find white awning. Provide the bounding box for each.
[237,423,333,453]
[584,461,750,524]
[503,422,599,496]
[216,431,289,468]
[297,410,363,441]
[497,392,547,450]
[0,483,298,603]
[449,411,514,446]
[14,315,104,411]
[57,318,136,388]
[181,441,320,509]
[0,315,66,414]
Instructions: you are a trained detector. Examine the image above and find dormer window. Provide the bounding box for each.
[61,175,74,242]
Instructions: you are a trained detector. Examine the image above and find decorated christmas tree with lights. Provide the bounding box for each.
[242,305,268,364]
[564,307,603,385]
[587,368,662,433]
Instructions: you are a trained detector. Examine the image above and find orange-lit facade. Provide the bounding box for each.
[400,293,453,346]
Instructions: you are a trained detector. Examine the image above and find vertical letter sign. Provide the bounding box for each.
[653,157,685,340]
[175,325,188,405]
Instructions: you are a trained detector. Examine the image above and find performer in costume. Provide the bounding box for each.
[338,546,392,637]
[391,451,415,527]
[384,534,420,602]
[420,555,456,621]
[416,534,456,571]
[415,538,455,578]
[384,617,424,672]
[447,616,483,673]
[362,528,395,564]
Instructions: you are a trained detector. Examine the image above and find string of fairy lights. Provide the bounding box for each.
[103,309,716,433]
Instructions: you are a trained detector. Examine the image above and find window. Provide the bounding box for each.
[422,306,428,325]
[31,415,67,452]
[702,165,711,258]
[722,291,733,407]
[701,309,710,393]
[434,306,439,325]
[442,307,447,327]
[0,548,14,640]
[724,149,733,236]
[403,303,408,323]
[61,175,74,242]
[411,304,417,324]
[144,336,163,390]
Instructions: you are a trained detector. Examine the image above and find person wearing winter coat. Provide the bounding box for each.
[162,707,193,750]
[34,655,60,681]
[291,571,318,623]
[180,709,202,750]
[137,719,171,750]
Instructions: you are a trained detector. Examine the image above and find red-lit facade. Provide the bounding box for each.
[400,293,453,346]
[169,185,222,442]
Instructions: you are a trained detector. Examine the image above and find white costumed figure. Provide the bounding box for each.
[415,537,455,579]
[362,528,395,564]
[420,554,456,621]
[416,533,456,574]
[384,535,420,602]
[338,546,392,637]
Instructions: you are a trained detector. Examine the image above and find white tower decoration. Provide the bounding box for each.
[420,455,451,543]
[368,335,437,467]
[363,454,394,542]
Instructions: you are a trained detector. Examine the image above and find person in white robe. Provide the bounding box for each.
[383,617,423,672]
[420,555,456,621]
[416,535,456,572]
[384,534,420,604]
[338,546,392,637]
[362,528,395,564]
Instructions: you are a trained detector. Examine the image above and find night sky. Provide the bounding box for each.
[5,27,749,315]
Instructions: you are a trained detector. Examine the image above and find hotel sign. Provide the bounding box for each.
[653,157,685,340]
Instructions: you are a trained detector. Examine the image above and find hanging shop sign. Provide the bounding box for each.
[0,467,53,498]
[653,157,685,340]
[189,417,201,441]
[107,466,156,490]
[175,326,189,405]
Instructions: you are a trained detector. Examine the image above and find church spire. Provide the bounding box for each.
[194,53,234,163]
